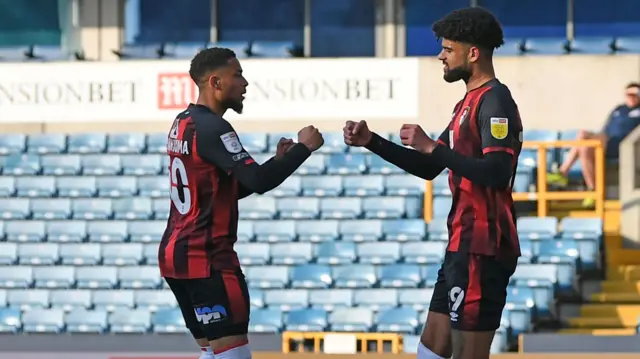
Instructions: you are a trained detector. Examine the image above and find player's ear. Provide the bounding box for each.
[208,76,221,90]
[468,46,481,63]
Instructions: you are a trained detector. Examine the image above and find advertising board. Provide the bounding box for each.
[0,58,420,123]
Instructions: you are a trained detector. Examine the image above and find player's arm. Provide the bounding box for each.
[236,156,278,199]
[365,132,446,180]
[429,89,516,189]
[194,117,311,195]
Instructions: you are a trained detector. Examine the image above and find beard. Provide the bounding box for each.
[224,98,244,114]
[443,64,472,83]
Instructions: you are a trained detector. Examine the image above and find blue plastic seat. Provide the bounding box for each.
[31,198,71,220]
[431,174,451,196]
[41,155,81,176]
[248,309,282,333]
[46,220,87,243]
[399,288,434,311]
[76,266,117,289]
[72,198,112,220]
[519,240,535,264]
[102,243,144,265]
[245,266,289,289]
[376,307,419,333]
[537,239,580,265]
[295,154,326,175]
[315,132,348,154]
[66,309,108,333]
[494,38,524,56]
[432,197,452,219]
[152,199,170,220]
[0,243,17,264]
[513,173,532,193]
[271,176,301,197]
[151,308,188,334]
[363,196,408,219]
[354,288,398,311]
[237,133,268,153]
[383,219,426,241]
[278,198,320,219]
[367,155,403,174]
[22,309,65,333]
[386,175,426,196]
[0,134,26,154]
[57,176,96,197]
[402,241,447,264]
[329,308,373,332]
[253,220,296,242]
[339,219,383,242]
[0,199,30,219]
[235,243,270,265]
[316,242,357,265]
[96,176,137,197]
[289,264,332,289]
[379,264,422,288]
[285,308,328,331]
[270,242,313,265]
[320,198,362,219]
[33,266,75,289]
[67,133,107,154]
[0,266,33,289]
[138,176,169,198]
[0,177,15,197]
[113,198,153,220]
[357,242,400,264]
[121,154,162,175]
[143,244,159,265]
[327,154,367,175]
[343,175,385,197]
[27,134,67,154]
[250,41,295,58]
[333,264,377,288]
[3,154,41,175]
[264,289,308,311]
[523,37,569,55]
[249,288,264,309]
[296,220,339,242]
[309,289,353,311]
[87,220,128,242]
[50,290,91,311]
[107,133,147,154]
[0,46,29,61]
[7,289,50,310]
[560,217,602,239]
[119,266,161,289]
[5,220,46,242]
[236,221,254,242]
[146,133,168,154]
[114,43,161,59]
[569,37,614,54]
[267,133,297,153]
[614,37,640,53]
[93,290,135,312]
[0,308,22,333]
[162,41,206,59]
[16,176,56,197]
[239,196,277,219]
[109,309,151,333]
[18,243,59,265]
[301,176,343,197]
[60,243,102,266]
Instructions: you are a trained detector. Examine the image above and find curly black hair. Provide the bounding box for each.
[432,7,504,51]
[189,47,237,86]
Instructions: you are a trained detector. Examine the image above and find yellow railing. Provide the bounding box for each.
[282,331,403,353]
[423,139,605,221]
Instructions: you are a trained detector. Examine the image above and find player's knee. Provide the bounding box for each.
[212,338,251,359]
[420,315,452,358]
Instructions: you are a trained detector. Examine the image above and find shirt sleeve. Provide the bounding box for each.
[477,88,521,156]
[193,115,311,195]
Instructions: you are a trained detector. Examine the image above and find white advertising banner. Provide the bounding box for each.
[0,58,420,123]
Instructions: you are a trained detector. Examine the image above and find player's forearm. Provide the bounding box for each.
[237,184,254,199]
[366,133,444,180]
[430,146,513,188]
[236,144,311,194]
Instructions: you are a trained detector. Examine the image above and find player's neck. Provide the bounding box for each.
[196,96,227,116]
[465,68,496,92]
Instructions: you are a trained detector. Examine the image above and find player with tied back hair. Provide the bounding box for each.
[159,47,324,359]
[344,7,522,359]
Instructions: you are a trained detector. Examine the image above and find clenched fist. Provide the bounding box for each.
[298,125,324,152]
[275,137,295,159]
[399,124,437,153]
[343,120,372,147]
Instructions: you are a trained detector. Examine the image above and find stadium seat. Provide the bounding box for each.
[519,240,535,264]
[399,288,434,311]
[290,264,332,289]
[309,289,353,311]
[249,288,264,309]
[6,220,46,242]
[118,266,161,289]
[102,243,144,265]
[143,244,158,265]
[239,196,277,219]
[137,176,169,198]
[16,176,55,197]
[67,133,107,154]
[27,134,67,154]
[237,221,254,242]
[379,264,422,288]
[385,174,426,196]
[517,216,558,240]
[569,37,614,54]
[245,266,290,289]
[296,220,339,242]
[75,266,118,289]
[383,219,426,241]
[248,309,282,333]
[329,307,373,332]
[112,198,153,220]
[66,309,108,333]
[22,309,65,333]
[41,155,82,176]
[357,242,400,264]
[146,133,168,154]
[613,37,640,53]
[93,290,135,312]
[267,133,297,152]
[270,242,313,265]
[522,37,569,55]
[315,132,348,154]
[151,308,188,334]
[354,288,398,311]
[33,266,75,289]
[431,174,451,196]
[301,175,343,197]
[96,176,138,197]
[50,290,92,312]
[106,133,147,154]
[57,176,96,197]
[31,198,71,220]
[537,239,580,265]
[278,198,320,219]
[109,309,151,333]
[376,307,419,333]
[285,308,328,331]
[121,154,162,175]
[18,243,59,265]
[402,241,447,264]
[494,38,524,56]
[31,45,72,61]
[46,220,87,243]
[339,219,383,242]
[0,46,29,62]
[0,243,17,264]
[316,242,357,265]
[560,217,603,239]
[7,289,50,310]
[250,41,295,58]
[333,264,377,288]
[363,196,411,219]
[271,176,301,197]
[152,199,170,219]
[3,154,41,176]
[81,154,122,175]
[327,154,367,175]
[235,243,270,265]
[0,308,21,333]
[237,133,268,153]
[264,289,309,311]
[87,221,128,242]
[60,243,102,266]
[367,155,404,174]
[432,197,452,219]
[320,197,362,219]
[0,134,26,154]
[343,175,384,196]
[254,220,296,242]
[0,177,15,197]
[135,290,176,312]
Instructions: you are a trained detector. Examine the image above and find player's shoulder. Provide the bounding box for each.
[479,80,514,102]
[188,106,234,135]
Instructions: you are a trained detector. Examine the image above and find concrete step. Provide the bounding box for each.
[579,304,640,318]
[567,316,637,328]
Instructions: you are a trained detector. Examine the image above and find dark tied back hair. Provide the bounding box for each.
[432,7,504,52]
[189,47,237,86]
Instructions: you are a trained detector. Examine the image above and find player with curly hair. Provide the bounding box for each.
[343,7,523,359]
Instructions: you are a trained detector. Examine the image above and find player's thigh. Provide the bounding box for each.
[185,270,251,344]
[164,277,205,338]
[422,263,452,358]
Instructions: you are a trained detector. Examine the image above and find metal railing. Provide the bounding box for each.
[423,139,606,221]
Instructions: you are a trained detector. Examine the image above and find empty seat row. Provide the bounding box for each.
[496,36,640,56]
[115,41,300,60]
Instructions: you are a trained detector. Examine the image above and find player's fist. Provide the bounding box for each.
[343,120,372,147]
[275,137,295,159]
[399,124,437,153]
[298,125,324,152]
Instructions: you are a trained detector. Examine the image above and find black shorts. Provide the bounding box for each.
[165,269,250,341]
[429,251,517,331]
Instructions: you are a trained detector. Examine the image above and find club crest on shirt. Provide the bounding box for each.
[490,117,509,140]
[459,106,470,125]
[220,131,243,153]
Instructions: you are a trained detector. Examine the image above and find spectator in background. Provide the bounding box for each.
[547,82,640,208]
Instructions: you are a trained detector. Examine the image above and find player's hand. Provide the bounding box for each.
[400,124,437,153]
[275,137,295,159]
[298,125,324,152]
[343,120,372,147]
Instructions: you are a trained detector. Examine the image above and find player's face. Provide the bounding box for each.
[218,58,249,114]
[625,87,640,108]
[437,39,473,83]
